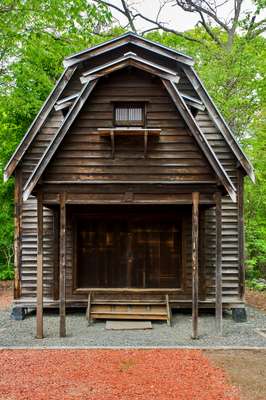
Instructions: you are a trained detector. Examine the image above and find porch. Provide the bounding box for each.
[35,189,223,339]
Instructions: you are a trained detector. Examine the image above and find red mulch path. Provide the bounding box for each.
[0,349,239,400]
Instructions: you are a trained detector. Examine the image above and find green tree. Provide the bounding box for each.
[244,112,266,281]
[0,1,111,277]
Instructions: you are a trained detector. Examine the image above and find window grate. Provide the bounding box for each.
[114,104,144,126]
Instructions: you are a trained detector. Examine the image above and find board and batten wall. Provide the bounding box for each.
[14,61,244,306]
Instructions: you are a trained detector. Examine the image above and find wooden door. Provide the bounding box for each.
[131,219,181,288]
[75,211,182,289]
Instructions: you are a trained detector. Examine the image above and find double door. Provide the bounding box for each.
[76,211,182,289]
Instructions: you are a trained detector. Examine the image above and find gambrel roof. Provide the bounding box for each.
[4,32,254,200]
[63,31,195,68]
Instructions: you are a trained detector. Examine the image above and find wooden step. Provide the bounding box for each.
[90,305,168,321]
[86,294,172,325]
[92,300,166,305]
[92,313,167,320]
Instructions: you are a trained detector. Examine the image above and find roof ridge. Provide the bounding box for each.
[63,32,194,68]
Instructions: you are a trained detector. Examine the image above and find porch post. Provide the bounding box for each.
[192,192,199,339]
[36,191,43,339]
[59,192,66,337]
[214,191,222,335]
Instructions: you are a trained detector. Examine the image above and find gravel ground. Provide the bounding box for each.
[0,306,266,348]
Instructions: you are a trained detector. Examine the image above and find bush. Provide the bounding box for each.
[246,278,266,292]
[0,265,14,280]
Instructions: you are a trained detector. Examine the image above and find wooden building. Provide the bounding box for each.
[4,32,254,338]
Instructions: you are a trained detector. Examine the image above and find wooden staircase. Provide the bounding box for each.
[86,293,172,326]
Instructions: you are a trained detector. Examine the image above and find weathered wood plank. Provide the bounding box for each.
[36,191,43,339]
[215,191,222,335]
[59,192,66,337]
[192,192,199,339]
[14,169,22,299]
[53,209,59,300]
[237,169,245,299]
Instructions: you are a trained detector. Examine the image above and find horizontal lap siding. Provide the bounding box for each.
[20,197,54,299]
[20,111,64,300]
[44,69,216,184]
[196,111,240,302]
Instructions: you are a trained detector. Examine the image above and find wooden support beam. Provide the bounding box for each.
[14,169,22,299]
[166,294,171,327]
[215,191,222,335]
[192,192,199,339]
[237,170,245,300]
[36,191,44,339]
[144,129,148,158]
[86,292,92,326]
[59,193,66,337]
[110,130,115,159]
[199,208,206,300]
[53,209,59,300]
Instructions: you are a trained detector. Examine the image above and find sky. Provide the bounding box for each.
[106,0,265,33]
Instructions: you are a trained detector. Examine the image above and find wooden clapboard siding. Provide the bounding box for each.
[20,196,54,299]
[196,110,240,302]
[43,68,216,184]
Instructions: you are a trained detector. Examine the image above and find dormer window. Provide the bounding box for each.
[114,103,145,127]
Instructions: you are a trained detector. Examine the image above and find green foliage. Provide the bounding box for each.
[147,30,266,139]
[0,266,14,281]
[244,112,266,281]
[0,0,111,279]
[246,279,266,292]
